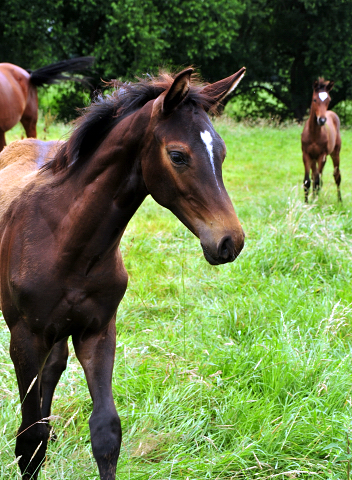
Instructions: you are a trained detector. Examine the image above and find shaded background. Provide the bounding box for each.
[1,0,352,122]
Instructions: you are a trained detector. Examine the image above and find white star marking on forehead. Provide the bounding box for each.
[200,130,220,191]
[319,92,328,101]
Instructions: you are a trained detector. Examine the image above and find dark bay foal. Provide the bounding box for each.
[0,67,246,479]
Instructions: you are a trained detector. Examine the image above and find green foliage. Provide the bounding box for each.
[38,83,91,122]
[2,117,352,477]
[223,0,352,120]
[1,0,352,120]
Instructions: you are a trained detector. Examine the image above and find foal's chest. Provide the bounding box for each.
[304,139,328,159]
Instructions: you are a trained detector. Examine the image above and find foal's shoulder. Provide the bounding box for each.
[327,110,340,129]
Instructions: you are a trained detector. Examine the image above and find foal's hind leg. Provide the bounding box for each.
[73,318,121,480]
[331,145,342,202]
[302,152,311,203]
[10,323,51,479]
[41,338,69,421]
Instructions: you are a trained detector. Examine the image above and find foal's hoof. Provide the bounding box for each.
[48,425,58,442]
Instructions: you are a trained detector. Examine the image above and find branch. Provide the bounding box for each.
[220,83,290,110]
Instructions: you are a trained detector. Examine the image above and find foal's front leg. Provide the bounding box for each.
[311,160,320,198]
[41,338,69,420]
[10,323,51,479]
[73,318,121,480]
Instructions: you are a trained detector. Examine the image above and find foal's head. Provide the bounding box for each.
[311,78,334,126]
[140,68,246,265]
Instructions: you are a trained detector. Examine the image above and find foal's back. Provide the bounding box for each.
[0,139,62,223]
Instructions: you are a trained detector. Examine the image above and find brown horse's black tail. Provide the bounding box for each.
[28,57,94,87]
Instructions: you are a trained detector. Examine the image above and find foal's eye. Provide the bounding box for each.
[169,151,187,165]
[313,99,317,102]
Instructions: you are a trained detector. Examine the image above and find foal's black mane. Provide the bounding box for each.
[47,70,214,175]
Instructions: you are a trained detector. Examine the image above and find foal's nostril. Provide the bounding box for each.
[218,236,234,261]
[318,117,326,126]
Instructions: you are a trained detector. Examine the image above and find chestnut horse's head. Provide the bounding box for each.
[141,68,246,265]
[312,78,334,126]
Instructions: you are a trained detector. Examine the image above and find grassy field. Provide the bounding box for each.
[1,115,352,479]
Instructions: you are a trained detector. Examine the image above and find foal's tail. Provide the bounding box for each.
[28,57,94,87]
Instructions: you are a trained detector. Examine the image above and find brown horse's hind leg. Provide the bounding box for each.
[0,131,6,152]
[20,115,37,139]
[20,85,38,139]
[331,147,342,202]
[73,318,121,480]
[41,338,69,422]
[10,323,51,479]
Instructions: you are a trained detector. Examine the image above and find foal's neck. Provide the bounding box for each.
[308,106,321,135]
[55,107,151,261]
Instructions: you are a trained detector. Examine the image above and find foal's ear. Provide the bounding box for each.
[162,68,194,114]
[326,81,334,92]
[200,67,246,110]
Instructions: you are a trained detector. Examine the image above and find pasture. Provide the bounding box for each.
[1,115,352,479]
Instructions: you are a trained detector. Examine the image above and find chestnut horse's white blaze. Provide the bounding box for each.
[200,130,220,190]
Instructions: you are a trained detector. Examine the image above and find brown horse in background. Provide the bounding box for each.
[0,57,93,151]
[0,67,246,479]
[301,78,341,202]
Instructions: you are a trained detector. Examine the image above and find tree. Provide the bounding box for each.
[1,0,352,121]
[221,0,352,120]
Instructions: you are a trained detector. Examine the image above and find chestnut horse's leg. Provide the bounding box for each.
[0,130,6,152]
[41,338,69,420]
[20,114,37,139]
[331,145,342,202]
[73,318,121,480]
[10,323,51,479]
[20,85,38,139]
[302,152,311,203]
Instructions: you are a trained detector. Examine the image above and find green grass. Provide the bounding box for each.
[1,116,352,479]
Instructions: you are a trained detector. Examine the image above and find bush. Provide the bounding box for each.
[38,83,92,123]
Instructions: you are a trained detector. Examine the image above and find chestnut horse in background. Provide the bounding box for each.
[0,67,246,479]
[0,57,94,151]
[301,78,342,202]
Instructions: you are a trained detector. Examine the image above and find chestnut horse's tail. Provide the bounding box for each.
[28,57,94,87]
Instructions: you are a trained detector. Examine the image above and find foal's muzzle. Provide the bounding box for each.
[317,117,326,126]
[201,233,245,265]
